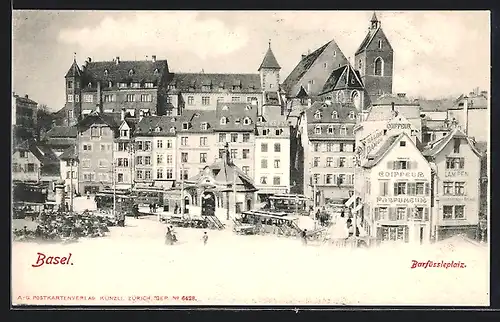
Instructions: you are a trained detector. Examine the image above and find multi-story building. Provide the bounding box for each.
[41,126,78,157]
[354,12,394,108]
[176,110,218,182]
[298,101,358,205]
[59,145,78,195]
[76,110,122,194]
[356,130,432,244]
[319,64,366,110]
[423,127,483,240]
[12,139,60,184]
[166,73,262,115]
[254,105,291,201]
[114,110,139,190]
[134,115,178,188]
[418,98,454,145]
[214,102,257,180]
[58,55,170,126]
[12,92,38,141]
[447,89,488,144]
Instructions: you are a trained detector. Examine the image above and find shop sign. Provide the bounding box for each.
[387,123,412,130]
[378,171,426,178]
[440,196,476,202]
[445,170,468,177]
[359,130,384,156]
[376,196,428,204]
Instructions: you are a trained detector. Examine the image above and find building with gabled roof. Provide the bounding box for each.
[59,144,79,195]
[12,92,38,141]
[422,127,483,241]
[12,138,60,184]
[41,125,78,156]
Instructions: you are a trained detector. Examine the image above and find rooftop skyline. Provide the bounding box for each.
[12,10,490,111]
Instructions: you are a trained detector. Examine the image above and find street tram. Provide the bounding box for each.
[267,194,310,215]
[95,190,133,215]
[131,187,164,207]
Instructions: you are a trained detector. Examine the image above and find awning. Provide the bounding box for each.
[353,203,363,213]
[345,194,356,207]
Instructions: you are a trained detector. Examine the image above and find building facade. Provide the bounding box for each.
[12,139,60,185]
[114,114,139,190]
[423,128,483,240]
[447,89,488,144]
[12,93,38,140]
[59,145,79,195]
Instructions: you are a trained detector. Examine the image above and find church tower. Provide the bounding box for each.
[258,40,281,91]
[354,12,394,108]
[64,53,82,126]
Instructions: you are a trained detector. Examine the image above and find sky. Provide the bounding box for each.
[12,11,490,112]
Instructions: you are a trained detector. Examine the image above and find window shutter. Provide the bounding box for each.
[334,157,338,168]
[393,161,397,170]
[404,226,409,243]
[407,207,412,220]
[387,161,392,169]
[407,161,411,170]
[333,175,338,185]
[374,208,380,221]
[424,207,429,221]
[425,182,430,195]
[389,207,396,221]
[393,183,398,196]
[379,181,385,196]
[459,158,465,168]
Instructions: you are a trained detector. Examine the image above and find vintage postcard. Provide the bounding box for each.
[11,10,490,306]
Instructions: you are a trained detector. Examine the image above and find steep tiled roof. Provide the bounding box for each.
[372,94,420,106]
[77,112,122,132]
[168,73,261,93]
[264,91,281,106]
[65,60,82,78]
[296,86,309,98]
[14,139,60,165]
[177,110,218,134]
[43,138,76,147]
[281,41,330,95]
[362,133,402,168]
[422,128,482,158]
[365,105,421,121]
[450,94,488,110]
[122,118,139,133]
[307,123,356,140]
[259,46,281,70]
[321,65,364,94]
[43,126,78,139]
[306,101,358,124]
[82,59,168,84]
[418,99,454,112]
[355,24,393,55]
[135,115,179,137]
[13,95,38,105]
[259,105,287,126]
[59,145,78,161]
[214,102,257,132]
[423,120,449,131]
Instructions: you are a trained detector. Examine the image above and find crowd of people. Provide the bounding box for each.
[13,209,126,242]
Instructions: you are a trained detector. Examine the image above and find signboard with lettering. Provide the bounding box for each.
[440,196,476,202]
[445,170,468,177]
[378,171,426,179]
[358,129,384,158]
[376,196,428,204]
[387,123,412,130]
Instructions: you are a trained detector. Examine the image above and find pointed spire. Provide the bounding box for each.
[258,40,281,71]
[371,11,378,22]
[65,54,81,78]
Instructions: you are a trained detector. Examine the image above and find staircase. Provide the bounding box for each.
[204,215,225,230]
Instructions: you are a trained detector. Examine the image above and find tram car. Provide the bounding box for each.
[95,190,133,215]
[131,187,165,207]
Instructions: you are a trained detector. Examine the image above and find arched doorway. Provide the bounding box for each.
[183,196,190,214]
[201,191,216,216]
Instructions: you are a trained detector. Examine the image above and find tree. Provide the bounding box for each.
[36,104,57,139]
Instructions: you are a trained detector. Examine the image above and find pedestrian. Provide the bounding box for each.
[133,204,139,219]
[301,229,308,245]
[202,231,208,245]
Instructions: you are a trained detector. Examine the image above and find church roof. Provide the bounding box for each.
[321,65,364,94]
[259,45,281,70]
[82,59,168,84]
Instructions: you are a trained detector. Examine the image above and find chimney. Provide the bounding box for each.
[307,49,311,55]
[25,94,29,99]
[301,54,307,59]
[115,56,120,65]
[307,98,312,108]
[475,87,480,95]
[87,57,92,63]
[463,96,469,135]
[96,81,102,113]
[121,108,126,121]
[480,90,488,97]
[152,55,156,62]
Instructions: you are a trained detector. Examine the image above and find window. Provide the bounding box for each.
[188,96,194,105]
[98,159,108,168]
[443,182,454,195]
[242,149,250,159]
[67,94,74,102]
[83,144,92,151]
[313,174,320,184]
[416,182,425,195]
[217,97,224,103]
[340,126,347,135]
[19,151,27,158]
[202,97,210,105]
[144,156,151,165]
[315,126,321,135]
[219,149,225,159]
[144,141,152,151]
[136,156,143,165]
[140,94,152,102]
[166,169,173,179]
[200,123,208,130]
[313,143,320,152]
[274,143,281,152]
[230,149,237,159]
[358,59,363,70]
[375,207,388,221]
[339,157,346,168]
[200,153,207,163]
[145,82,154,88]
[260,176,267,185]
[262,129,268,135]
[455,205,465,219]
[379,181,389,196]
[400,141,406,147]
[181,153,188,163]
[119,83,127,88]
[274,159,280,168]
[326,157,333,167]
[261,143,268,152]
[167,140,172,148]
[181,137,188,146]
[446,157,464,169]
[394,182,406,195]
[374,57,384,76]
[327,127,334,134]
[325,143,333,152]
[117,158,129,167]
[275,129,282,136]
[166,154,173,164]
[219,133,226,143]
[232,97,241,102]
[126,94,135,102]
[392,160,408,170]
[136,171,143,180]
[242,166,250,175]
[453,138,461,153]
[166,96,172,104]
[200,137,207,146]
[231,133,238,142]
[323,62,328,69]
[407,183,416,195]
[273,176,281,185]
[313,157,320,167]
[325,174,333,184]
[396,208,406,220]
[443,205,465,220]
[83,94,93,103]
[261,159,268,168]
[156,140,163,149]
[378,39,383,49]
[157,154,163,165]
[67,80,73,89]
[74,95,80,102]
[314,111,321,119]
[443,206,453,220]
[220,117,227,125]
[455,182,465,195]
[157,169,163,179]
[145,170,152,180]
[243,117,251,125]
[243,133,250,142]
[104,94,115,102]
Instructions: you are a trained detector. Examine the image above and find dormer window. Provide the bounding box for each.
[262,129,269,135]
[257,116,263,122]
[245,105,251,110]
[155,126,162,132]
[337,91,344,102]
[108,81,113,88]
[332,111,338,119]
[201,122,208,130]
[314,111,321,119]
[87,82,92,88]
[340,126,347,135]
[170,117,176,122]
[170,127,176,133]
[154,68,159,76]
[220,117,227,125]
[222,105,229,111]
[104,69,109,76]
[349,111,356,120]
[121,129,129,137]
[314,126,322,134]
[235,118,241,124]
[129,69,134,76]
[182,122,189,130]
[327,126,334,134]
[243,117,251,125]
